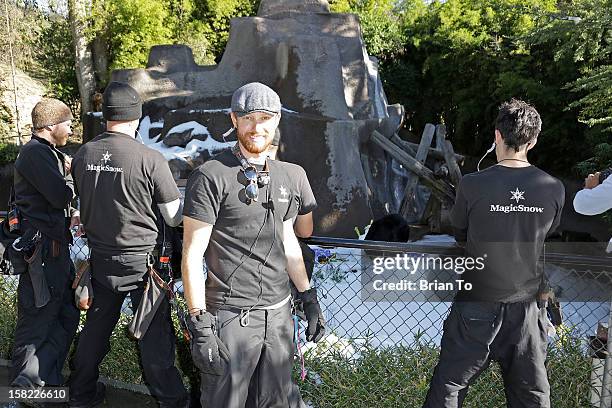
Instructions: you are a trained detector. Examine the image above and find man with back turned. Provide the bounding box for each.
[69,82,188,408]
[423,99,565,408]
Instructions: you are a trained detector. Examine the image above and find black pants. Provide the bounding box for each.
[68,253,188,407]
[423,301,550,408]
[201,303,294,408]
[10,238,79,387]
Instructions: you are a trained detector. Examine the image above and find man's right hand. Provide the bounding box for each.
[64,155,72,173]
[584,172,600,189]
[187,311,229,375]
[299,288,327,343]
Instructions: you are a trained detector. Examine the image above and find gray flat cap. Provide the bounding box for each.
[231,82,281,116]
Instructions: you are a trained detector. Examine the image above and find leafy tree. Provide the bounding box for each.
[90,0,175,70]
[354,0,596,174]
[329,0,407,58]
[531,0,612,173]
[36,15,80,110]
[190,0,260,61]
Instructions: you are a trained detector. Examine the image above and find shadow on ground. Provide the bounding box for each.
[1,365,157,407]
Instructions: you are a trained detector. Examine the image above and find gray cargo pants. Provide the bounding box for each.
[201,302,294,408]
[423,300,550,408]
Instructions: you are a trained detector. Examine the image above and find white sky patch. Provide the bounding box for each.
[138,115,234,162]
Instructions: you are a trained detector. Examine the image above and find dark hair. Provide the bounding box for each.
[495,99,541,152]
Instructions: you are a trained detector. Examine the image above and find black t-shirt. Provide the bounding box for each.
[72,131,180,255]
[183,149,315,309]
[451,165,565,302]
[296,176,316,215]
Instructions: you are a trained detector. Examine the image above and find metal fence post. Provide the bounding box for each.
[600,297,612,408]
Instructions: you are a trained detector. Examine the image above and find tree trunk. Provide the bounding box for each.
[91,35,109,86]
[68,0,96,115]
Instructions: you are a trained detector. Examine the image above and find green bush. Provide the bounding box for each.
[0,143,20,166]
[297,332,592,408]
[0,277,18,359]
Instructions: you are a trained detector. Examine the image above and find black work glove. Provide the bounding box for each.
[186,311,230,375]
[298,288,326,343]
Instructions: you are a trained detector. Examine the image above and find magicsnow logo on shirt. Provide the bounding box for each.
[86,150,124,173]
[278,186,290,203]
[489,188,544,213]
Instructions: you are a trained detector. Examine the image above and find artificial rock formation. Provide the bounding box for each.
[98,0,405,237]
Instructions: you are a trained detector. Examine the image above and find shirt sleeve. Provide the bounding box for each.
[548,181,566,236]
[183,168,221,225]
[16,145,74,209]
[573,175,612,215]
[450,178,468,243]
[297,167,316,215]
[151,153,180,204]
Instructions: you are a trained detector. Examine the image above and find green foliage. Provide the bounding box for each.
[189,0,260,60]
[331,0,611,173]
[35,16,80,109]
[0,143,20,165]
[0,1,43,73]
[90,0,175,70]
[329,0,408,58]
[85,0,259,71]
[0,277,18,359]
[0,96,14,143]
[297,333,591,407]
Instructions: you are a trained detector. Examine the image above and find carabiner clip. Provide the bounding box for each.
[240,309,250,327]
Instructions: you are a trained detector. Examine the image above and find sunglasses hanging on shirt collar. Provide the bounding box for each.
[232,144,270,203]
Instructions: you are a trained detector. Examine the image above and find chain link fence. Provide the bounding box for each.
[1,234,611,408]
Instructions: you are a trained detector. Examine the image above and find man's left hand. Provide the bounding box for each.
[299,288,326,343]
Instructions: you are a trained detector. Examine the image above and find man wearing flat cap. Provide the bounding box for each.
[9,98,81,393]
[182,82,326,407]
[69,82,188,407]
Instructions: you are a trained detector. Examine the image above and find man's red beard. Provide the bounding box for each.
[51,129,70,147]
[238,131,271,154]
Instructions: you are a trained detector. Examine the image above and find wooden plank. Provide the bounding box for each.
[390,133,417,156]
[404,140,464,163]
[359,153,375,198]
[370,130,455,205]
[435,124,462,187]
[415,124,435,163]
[398,124,435,220]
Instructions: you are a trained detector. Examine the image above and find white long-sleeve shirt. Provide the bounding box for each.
[573,175,612,252]
[573,175,612,215]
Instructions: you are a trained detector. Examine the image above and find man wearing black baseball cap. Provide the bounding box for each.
[9,98,80,396]
[69,82,188,407]
[182,82,325,407]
